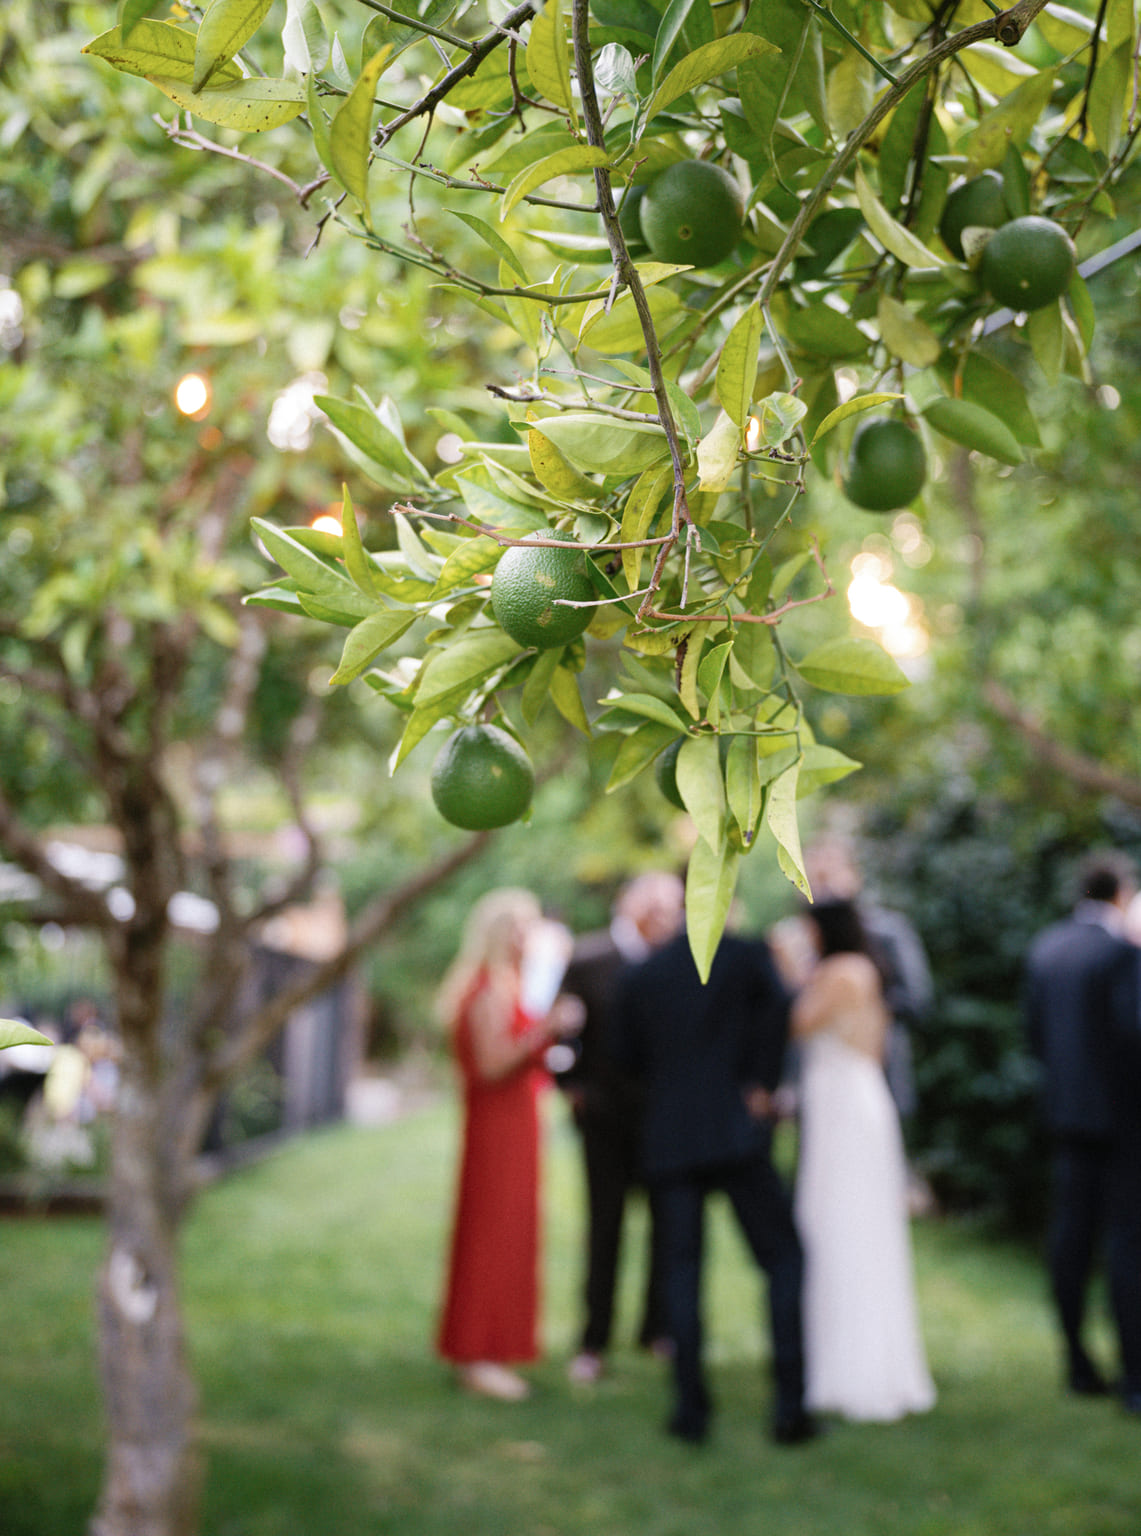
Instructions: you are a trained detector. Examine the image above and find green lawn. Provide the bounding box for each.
[1,1097,1135,1535]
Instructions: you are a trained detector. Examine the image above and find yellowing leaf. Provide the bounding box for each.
[795,637,909,695]
[855,167,941,269]
[84,20,241,85]
[696,410,741,493]
[193,0,273,91]
[716,305,765,428]
[525,0,576,122]
[645,33,779,122]
[329,47,392,210]
[147,74,306,132]
[501,146,611,221]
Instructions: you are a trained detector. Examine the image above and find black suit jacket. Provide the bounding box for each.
[1025,908,1141,1140]
[612,931,790,1179]
[557,928,642,1124]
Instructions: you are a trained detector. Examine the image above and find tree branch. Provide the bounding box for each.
[982,679,1141,807]
[200,830,492,1090]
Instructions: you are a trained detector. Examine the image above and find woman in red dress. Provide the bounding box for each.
[436,888,574,1401]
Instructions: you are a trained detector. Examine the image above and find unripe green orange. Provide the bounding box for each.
[639,160,745,269]
[430,724,534,831]
[843,418,927,513]
[939,171,1009,261]
[491,536,595,651]
[978,215,1076,312]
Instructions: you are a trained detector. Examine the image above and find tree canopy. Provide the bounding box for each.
[81,0,1141,975]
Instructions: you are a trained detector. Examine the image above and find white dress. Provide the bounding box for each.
[795,1028,936,1422]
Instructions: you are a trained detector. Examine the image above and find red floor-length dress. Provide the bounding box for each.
[437,972,547,1364]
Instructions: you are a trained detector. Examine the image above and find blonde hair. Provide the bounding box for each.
[436,887,541,1026]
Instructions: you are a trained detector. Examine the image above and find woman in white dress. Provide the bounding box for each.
[791,899,936,1423]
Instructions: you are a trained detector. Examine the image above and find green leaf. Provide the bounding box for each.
[433,535,502,595]
[501,146,611,220]
[525,0,576,120]
[676,735,725,850]
[652,0,697,84]
[933,354,1040,447]
[716,305,765,429]
[550,665,591,735]
[725,735,763,843]
[619,464,672,595]
[83,21,242,84]
[966,69,1055,173]
[795,637,910,696]
[147,75,306,132]
[809,392,903,447]
[797,743,861,797]
[329,47,392,211]
[120,0,161,43]
[644,33,779,122]
[389,704,450,773]
[1087,38,1132,159]
[785,304,868,360]
[606,721,680,793]
[521,646,562,725]
[329,609,418,685]
[0,1020,54,1051]
[315,394,424,492]
[923,396,1023,466]
[600,691,689,731]
[855,168,941,270]
[577,284,686,355]
[449,212,528,283]
[1027,301,1064,385]
[756,391,808,448]
[193,0,273,91]
[339,484,385,598]
[766,764,810,898]
[530,414,671,476]
[877,294,941,369]
[251,518,361,603]
[414,630,521,706]
[685,836,740,984]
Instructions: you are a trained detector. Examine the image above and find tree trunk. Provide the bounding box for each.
[90,1044,201,1536]
[90,890,202,1536]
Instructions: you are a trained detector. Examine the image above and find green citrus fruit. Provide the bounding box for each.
[618,184,649,256]
[843,418,927,513]
[490,535,595,650]
[430,724,534,831]
[655,739,686,809]
[939,171,1009,261]
[977,214,1076,312]
[639,160,745,269]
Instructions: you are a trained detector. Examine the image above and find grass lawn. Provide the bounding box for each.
[1,1096,1136,1535]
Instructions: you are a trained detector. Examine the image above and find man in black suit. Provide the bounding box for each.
[556,874,674,1382]
[613,898,815,1446]
[1025,851,1141,1411]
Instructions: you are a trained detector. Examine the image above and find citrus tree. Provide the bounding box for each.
[85,0,1139,981]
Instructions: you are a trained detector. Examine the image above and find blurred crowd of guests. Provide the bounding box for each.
[433,836,1141,1442]
[433,839,938,1443]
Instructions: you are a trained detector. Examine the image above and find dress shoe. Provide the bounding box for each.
[772,1409,822,1446]
[458,1362,530,1401]
[667,1407,709,1444]
[1068,1358,1111,1396]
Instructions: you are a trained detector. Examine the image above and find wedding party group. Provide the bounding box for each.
[432,839,1141,1444]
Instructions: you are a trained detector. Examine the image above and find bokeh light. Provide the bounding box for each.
[174,372,211,417]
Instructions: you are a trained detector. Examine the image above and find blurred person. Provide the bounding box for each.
[435,888,581,1401]
[804,836,933,1121]
[556,873,678,1384]
[792,899,936,1423]
[613,891,815,1447]
[1025,851,1141,1411]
